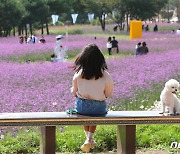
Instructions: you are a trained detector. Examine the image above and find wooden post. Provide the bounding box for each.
[117,125,136,154]
[40,126,56,154]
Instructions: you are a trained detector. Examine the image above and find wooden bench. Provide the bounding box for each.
[0,111,180,154]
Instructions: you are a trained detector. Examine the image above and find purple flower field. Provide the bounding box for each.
[0,50,179,113]
[0,32,180,60]
[0,30,180,113]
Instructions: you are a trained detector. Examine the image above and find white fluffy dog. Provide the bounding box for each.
[160,79,180,115]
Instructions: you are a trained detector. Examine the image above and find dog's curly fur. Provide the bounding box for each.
[160,79,180,115]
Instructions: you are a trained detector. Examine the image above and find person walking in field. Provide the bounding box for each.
[71,44,114,153]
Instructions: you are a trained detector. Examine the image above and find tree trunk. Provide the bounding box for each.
[176,2,180,23]
[5,30,8,37]
[13,27,16,36]
[99,16,105,31]
[18,26,21,36]
[41,23,44,35]
[24,25,27,36]
[46,21,49,35]
[30,24,33,35]
[8,30,11,36]
[103,14,106,31]
[21,27,24,35]
[0,27,2,37]
[126,14,129,32]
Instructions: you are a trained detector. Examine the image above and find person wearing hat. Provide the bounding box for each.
[54,35,64,54]
[56,35,64,39]
[53,35,66,62]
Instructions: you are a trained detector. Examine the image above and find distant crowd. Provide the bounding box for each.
[19,35,46,44]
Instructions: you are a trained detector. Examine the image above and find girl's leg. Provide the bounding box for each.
[83,125,96,141]
[89,125,96,133]
[88,125,97,148]
[83,125,89,131]
[108,48,111,55]
[83,125,89,139]
[81,125,92,152]
[88,125,96,141]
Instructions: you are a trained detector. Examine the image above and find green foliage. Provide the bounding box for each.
[93,126,116,152]
[50,28,83,35]
[91,19,100,25]
[56,126,84,152]
[6,49,80,63]
[137,124,180,153]
[123,0,168,20]
[0,0,24,36]
[0,125,179,153]
[0,128,39,153]
[7,52,52,63]
[0,0,170,36]
[158,25,180,31]
[66,50,80,60]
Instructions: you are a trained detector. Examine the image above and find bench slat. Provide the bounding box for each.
[0,111,179,126]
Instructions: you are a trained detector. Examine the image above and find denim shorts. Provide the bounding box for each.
[75,97,107,116]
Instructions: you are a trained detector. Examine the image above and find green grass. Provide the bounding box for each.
[0,125,179,153]
[7,52,52,63]
[5,49,79,63]
[86,33,130,40]
[137,124,180,153]
[50,28,83,35]
[158,25,180,32]
[4,48,134,63]
[0,128,39,153]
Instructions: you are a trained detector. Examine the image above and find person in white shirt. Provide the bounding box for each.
[54,35,63,54]
[176,29,180,35]
[71,44,114,153]
[53,35,67,62]
[106,36,112,55]
[27,36,32,44]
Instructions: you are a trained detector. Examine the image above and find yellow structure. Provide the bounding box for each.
[130,20,142,39]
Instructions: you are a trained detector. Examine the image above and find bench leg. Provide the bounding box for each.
[117,125,136,154]
[40,126,56,154]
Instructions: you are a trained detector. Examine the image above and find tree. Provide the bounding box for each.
[124,0,168,20]
[81,0,111,31]
[160,2,174,22]
[0,0,24,36]
[173,0,180,22]
[108,0,126,31]
[110,0,168,31]
[22,0,50,35]
[48,0,70,22]
[68,0,87,24]
[32,0,49,35]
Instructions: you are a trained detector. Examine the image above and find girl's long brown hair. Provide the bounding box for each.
[73,44,108,80]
